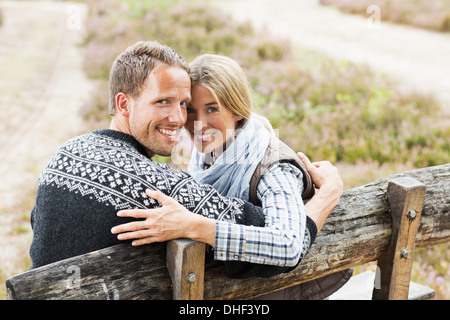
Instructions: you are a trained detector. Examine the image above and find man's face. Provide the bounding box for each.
[129,66,191,158]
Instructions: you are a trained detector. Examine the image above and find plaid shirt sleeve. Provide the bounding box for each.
[213,162,309,267]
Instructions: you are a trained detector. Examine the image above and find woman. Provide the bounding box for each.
[185,54,316,274]
[112,54,350,298]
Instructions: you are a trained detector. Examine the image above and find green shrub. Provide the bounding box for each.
[81,0,449,167]
[320,0,450,32]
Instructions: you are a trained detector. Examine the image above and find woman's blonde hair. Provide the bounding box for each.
[189,54,252,127]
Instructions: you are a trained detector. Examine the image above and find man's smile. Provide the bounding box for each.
[156,127,179,139]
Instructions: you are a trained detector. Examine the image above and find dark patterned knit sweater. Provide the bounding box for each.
[29,129,266,269]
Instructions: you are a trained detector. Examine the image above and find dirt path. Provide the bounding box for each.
[215,0,450,110]
[0,1,92,208]
[0,1,92,279]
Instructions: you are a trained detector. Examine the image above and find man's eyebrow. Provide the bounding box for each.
[155,96,191,101]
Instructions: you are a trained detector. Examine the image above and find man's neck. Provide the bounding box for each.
[109,117,131,135]
[108,118,156,159]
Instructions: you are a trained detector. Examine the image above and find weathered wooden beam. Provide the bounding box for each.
[5,164,449,300]
[6,243,172,300]
[372,177,426,300]
[202,164,449,299]
[166,239,205,300]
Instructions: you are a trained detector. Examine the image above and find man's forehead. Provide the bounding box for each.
[146,66,191,91]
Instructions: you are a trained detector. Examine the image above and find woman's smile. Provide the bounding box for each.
[186,85,242,154]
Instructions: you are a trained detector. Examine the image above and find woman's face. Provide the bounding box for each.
[186,85,242,154]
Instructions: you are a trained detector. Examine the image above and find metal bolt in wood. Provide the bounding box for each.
[187,272,197,283]
[400,249,409,259]
[407,209,416,221]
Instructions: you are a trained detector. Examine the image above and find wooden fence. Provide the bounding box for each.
[6,163,449,300]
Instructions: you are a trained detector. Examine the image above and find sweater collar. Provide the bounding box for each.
[93,129,150,158]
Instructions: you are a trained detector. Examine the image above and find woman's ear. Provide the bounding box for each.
[115,92,131,117]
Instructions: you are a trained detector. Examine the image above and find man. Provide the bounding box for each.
[30,41,343,287]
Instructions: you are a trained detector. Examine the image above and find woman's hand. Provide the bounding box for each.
[111,189,192,245]
[111,189,216,246]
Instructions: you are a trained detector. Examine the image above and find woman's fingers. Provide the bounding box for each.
[120,231,162,246]
[146,189,173,205]
[116,229,149,240]
[112,189,190,244]
[131,237,159,246]
[116,189,174,220]
[111,221,138,235]
[111,218,156,234]
[113,224,164,244]
[117,208,159,219]
[117,228,160,240]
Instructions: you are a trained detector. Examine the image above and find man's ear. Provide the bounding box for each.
[115,92,132,117]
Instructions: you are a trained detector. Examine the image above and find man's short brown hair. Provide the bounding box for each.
[108,41,189,115]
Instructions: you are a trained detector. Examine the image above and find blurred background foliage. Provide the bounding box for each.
[78,0,449,299]
[1,0,445,300]
[1,0,447,300]
[81,0,449,172]
[320,0,450,32]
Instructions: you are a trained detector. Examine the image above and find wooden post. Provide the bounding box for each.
[5,165,447,300]
[166,239,205,300]
[372,177,426,300]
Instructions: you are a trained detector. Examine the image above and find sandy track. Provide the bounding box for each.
[215,0,450,110]
[0,0,93,276]
[0,1,92,209]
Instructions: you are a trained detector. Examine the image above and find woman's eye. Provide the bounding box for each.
[208,107,218,113]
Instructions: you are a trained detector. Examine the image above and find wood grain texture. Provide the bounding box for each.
[166,239,205,300]
[6,164,449,300]
[7,243,172,300]
[372,177,425,300]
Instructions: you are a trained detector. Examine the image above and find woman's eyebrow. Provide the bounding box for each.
[205,101,218,106]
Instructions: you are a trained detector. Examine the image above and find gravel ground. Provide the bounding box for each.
[215,0,450,110]
[0,0,92,283]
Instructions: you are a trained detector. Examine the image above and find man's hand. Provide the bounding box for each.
[298,152,343,200]
[297,152,344,232]
[111,189,215,246]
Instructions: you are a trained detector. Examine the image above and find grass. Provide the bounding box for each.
[353,245,450,300]
[82,0,449,168]
[0,187,34,300]
[1,0,447,300]
[79,0,449,299]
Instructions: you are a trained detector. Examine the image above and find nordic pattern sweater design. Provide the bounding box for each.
[30,130,254,268]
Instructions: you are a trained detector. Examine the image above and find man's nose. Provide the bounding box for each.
[193,113,206,131]
[168,104,186,125]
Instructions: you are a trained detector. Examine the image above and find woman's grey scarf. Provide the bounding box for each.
[188,116,271,201]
